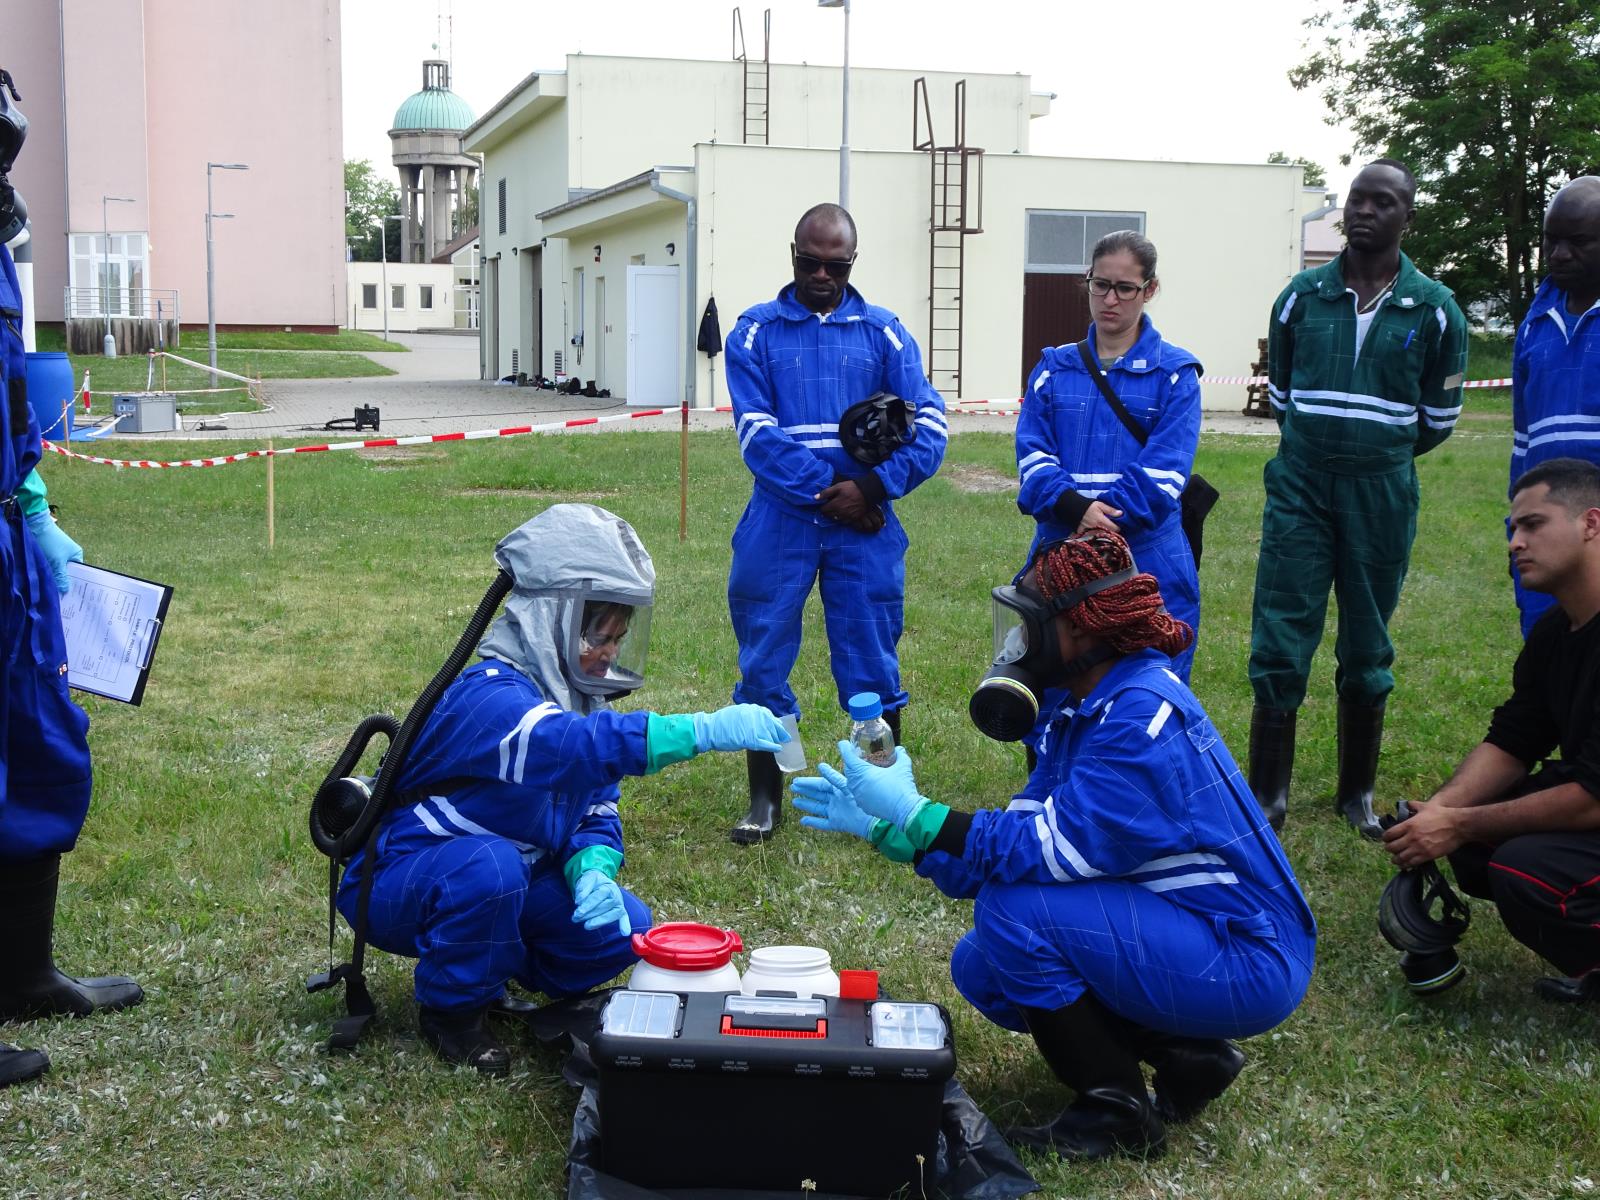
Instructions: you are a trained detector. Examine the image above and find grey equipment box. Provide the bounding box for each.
[112,392,178,434]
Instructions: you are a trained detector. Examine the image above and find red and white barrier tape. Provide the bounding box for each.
[946,375,1512,406]
[43,408,669,469]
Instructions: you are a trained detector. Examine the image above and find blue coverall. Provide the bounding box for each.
[1016,317,1202,680]
[1510,277,1600,635]
[724,283,947,718]
[1,245,92,861]
[921,649,1316,1039]
[338,661,654,1010]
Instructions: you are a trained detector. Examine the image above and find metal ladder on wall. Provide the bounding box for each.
[733,8,771,145]
[914,78,983,399]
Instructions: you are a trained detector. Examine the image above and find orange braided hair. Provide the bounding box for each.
[1034,532,1193,657]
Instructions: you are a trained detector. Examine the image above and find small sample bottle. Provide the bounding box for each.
[848,692,896,767]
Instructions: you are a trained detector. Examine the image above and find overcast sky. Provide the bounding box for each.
[341,0,1360,198]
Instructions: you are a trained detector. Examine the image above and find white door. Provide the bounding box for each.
[626,266,680,407]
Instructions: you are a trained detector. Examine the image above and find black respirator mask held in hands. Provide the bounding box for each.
[1376,802,1472,995]
[967,549,1137,742]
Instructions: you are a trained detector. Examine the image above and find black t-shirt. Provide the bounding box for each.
[1485,606,1600,798]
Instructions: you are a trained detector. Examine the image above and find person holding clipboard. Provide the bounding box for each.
[0,67,142,1090]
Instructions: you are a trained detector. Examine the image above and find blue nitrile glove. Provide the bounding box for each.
[792,770,875,841]
[833,740,929,829]
[691,704,789,754]
[24,511,83,594]
[571,869,631,936]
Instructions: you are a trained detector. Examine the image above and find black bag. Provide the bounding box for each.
[1076,340,1218,566]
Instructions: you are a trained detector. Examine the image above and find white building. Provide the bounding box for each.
[466,53,1313,408]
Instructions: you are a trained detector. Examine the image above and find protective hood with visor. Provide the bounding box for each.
[968,546,1138,742]
[0,69,29,246]
[477,503,655,714]
[839,390,916,467]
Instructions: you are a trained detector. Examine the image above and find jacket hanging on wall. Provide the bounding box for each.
[697,297,722,357]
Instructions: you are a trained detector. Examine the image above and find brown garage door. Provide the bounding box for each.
[1020,272,1089,394]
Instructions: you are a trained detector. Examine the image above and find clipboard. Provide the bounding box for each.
[58,561,174,706]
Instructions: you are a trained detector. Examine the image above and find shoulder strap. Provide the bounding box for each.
[1076,339,1149,448]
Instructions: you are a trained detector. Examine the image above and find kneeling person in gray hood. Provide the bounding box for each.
[337,504,788,1075]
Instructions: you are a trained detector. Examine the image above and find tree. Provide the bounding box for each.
[344,159,399,263]
[1267,151,1328,189]
[1291,0,1600,322]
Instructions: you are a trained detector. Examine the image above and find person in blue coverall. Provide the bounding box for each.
[1510,176,1600,635]
[795,532,1316,1161]
[1015,230,1202,681]
[338,504,788,1075]
[724,203,947,844]
[0,75,143,1089]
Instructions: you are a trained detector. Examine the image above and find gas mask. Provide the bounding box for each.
[0,70,27,246]
[967,555,1138,742]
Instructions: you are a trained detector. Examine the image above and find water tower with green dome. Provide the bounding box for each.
[389,60,478,263]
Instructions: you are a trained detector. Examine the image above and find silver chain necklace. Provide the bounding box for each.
[1356,270,1400,315]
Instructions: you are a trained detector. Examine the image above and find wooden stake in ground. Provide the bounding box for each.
[266,439,275,551]
[679,396,689,542]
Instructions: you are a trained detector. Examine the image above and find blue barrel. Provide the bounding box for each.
[25,351,75,442]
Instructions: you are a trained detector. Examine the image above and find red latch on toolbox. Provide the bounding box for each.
[719,1014,828,1039]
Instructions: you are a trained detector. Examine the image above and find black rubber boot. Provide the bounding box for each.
[1099,1012,1245,1124]
[1142,1034,1246,1123]
[0,855,143,1022]
[731,750,783,845]
[488,989,538,1019]
[0,1043,50,1088]
[1334,700,1385,840]
[1005,996,1166,1161]
[883,706,902,748]
[1248,706,1296,832]
[418,1005,511,1076]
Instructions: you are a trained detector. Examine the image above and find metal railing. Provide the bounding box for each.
[62,287,181,322]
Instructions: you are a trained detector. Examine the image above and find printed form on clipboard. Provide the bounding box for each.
[59,562,173,705]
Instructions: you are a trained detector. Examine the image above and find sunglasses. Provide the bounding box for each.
[793,252,857,279]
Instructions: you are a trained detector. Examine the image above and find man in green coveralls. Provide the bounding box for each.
[1247,159,1469,839]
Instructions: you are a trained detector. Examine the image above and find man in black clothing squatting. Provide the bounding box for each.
[1385,457,1600,1001]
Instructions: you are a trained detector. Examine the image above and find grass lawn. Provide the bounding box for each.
[4,418,1595,1199]
[31,328,399,419]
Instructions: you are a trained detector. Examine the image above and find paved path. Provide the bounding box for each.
[88,331,1281,442]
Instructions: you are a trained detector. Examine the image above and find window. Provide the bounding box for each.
[67,232,149,316]
[391,284,405,309]
[497,178,507,236]
[419,285,434,309]
[362,284,377,309]
[1025,210,1145,274]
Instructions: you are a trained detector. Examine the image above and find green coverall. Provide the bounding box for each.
[1248,251,1468,711]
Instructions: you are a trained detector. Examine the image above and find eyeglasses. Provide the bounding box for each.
[793,252,856,279]
[1085,276,1152,301]
[581,630,629,651]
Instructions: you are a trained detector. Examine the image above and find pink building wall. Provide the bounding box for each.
[10,0,345,329]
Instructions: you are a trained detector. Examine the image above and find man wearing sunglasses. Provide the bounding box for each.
[723,203,947,844]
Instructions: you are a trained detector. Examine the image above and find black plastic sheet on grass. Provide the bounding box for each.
[529,991,1040,1200]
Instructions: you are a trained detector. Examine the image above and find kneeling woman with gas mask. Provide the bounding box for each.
[795,532,1315,1160]
[336,505,787,1075]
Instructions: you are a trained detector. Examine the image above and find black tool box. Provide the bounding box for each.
[591,989,956,1197]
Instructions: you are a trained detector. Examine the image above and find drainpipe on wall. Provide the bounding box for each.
[649,172,699,409]
[1300,193,1339,270]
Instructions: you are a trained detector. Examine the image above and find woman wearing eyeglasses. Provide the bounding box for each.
[1014,230,1202,680]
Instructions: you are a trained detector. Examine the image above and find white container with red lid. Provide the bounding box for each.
[627,922,744,994]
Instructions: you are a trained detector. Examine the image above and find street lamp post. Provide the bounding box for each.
[100,194,134,358]
[818,0,851,209]
[206,161,249,381]
[378,213,402,342]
